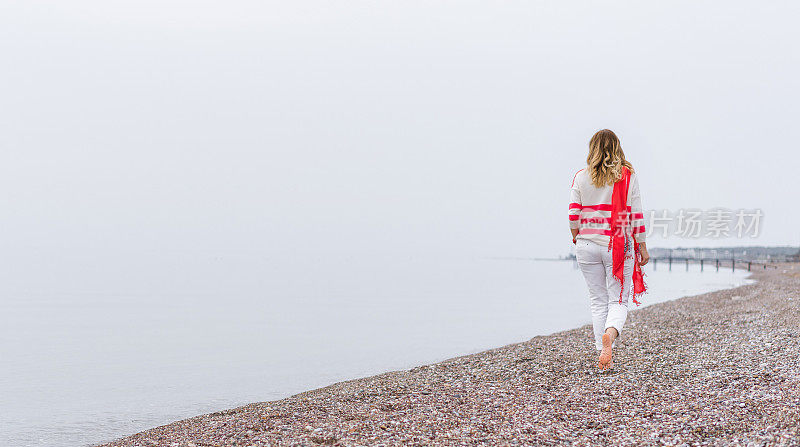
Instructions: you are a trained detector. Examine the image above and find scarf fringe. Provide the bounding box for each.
[608,254,646,306]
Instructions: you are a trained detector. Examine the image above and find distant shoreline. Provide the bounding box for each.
[483,256,569,261]
[99,263,800,446]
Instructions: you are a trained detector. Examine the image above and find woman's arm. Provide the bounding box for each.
[569,174,582,243]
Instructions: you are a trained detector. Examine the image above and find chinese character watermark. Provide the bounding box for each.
[645,208,762,239]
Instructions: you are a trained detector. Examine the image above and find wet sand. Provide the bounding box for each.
[99,264,800,446]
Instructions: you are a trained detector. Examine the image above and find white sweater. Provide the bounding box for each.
[569,168,646,246]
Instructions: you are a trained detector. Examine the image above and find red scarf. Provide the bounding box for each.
[608,166,646,305]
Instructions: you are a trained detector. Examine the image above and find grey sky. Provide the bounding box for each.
[1,0,798,268]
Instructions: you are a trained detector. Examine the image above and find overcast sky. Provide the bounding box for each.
[1,0,798,270]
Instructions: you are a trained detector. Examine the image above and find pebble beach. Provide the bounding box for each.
[100,264,800,447]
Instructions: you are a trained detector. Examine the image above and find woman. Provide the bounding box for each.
[569,129,649,370]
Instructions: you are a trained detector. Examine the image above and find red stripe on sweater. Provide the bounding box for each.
[581,204,633,212]
[583,214,642,222]
[571,169,584,187]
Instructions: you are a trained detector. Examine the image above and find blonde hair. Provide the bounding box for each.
[586,129,634,187]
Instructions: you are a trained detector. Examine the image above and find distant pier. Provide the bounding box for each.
[651,256,779,272]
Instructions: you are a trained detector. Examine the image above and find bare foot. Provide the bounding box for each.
[598,333,613,370]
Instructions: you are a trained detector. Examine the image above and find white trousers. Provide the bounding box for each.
[575,239,634,350]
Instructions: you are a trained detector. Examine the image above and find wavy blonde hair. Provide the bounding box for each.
[587,129,634,187]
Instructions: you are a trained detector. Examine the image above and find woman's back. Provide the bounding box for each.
[568,167,646,246]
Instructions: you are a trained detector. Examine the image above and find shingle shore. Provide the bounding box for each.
[100,264,800,447]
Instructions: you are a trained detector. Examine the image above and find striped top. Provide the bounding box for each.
[569,168,646,246]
